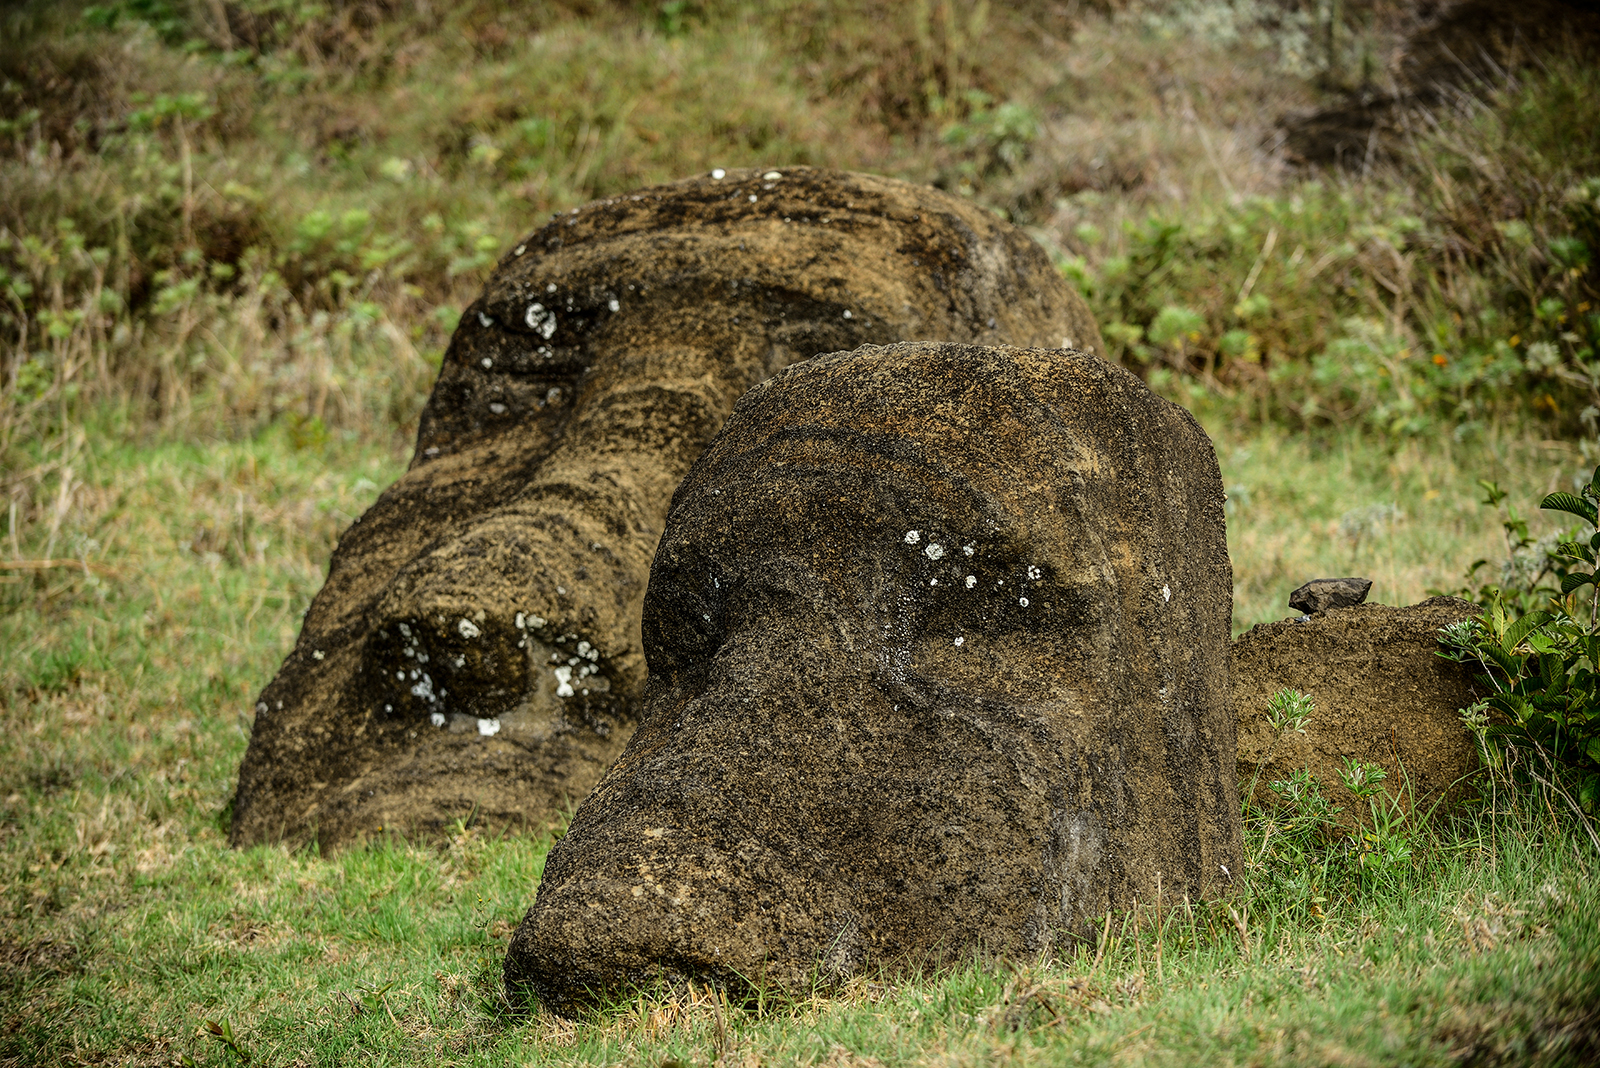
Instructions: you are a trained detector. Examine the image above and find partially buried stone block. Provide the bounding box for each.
[229,168,1103,851]
[1233,597,1485,825]
[504,341,1240,1012]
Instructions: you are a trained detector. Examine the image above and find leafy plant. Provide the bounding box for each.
[195,1018,253,1065]
[1440,479,1583,612]
[1439,465,1600,820]
[1243,690,1430,920]
[1265,687,1314,735]
[1337,757,1415,890]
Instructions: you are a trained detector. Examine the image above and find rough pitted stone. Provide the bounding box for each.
[229,168,1104,851]
[1288,576,1372,616]
[504,341,1239,1012]
[1233,597,1486,826]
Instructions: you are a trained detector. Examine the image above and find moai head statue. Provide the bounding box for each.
[505,342,1240,1012]
[229,169,1102,851]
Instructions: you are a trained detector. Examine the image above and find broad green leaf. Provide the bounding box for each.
[1561,572,1597,594]
[1539,651,1565,691]
[1540,491,1598,524]
[1503,610,1554,652]
[1485,644,1522,678]
[1581,774,1600,816]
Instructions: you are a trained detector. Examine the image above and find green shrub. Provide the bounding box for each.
[1441,466,1600,820]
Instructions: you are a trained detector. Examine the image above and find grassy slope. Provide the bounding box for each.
[2,1,1599,1064]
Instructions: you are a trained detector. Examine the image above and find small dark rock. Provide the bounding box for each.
[1288,577,1372,615]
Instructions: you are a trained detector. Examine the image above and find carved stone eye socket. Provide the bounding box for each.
[361,613,527,723]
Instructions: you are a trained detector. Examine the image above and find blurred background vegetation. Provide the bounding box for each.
[3,0,1597,457]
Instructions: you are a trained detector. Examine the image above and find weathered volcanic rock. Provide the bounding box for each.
[504,341,1239,1012]
[1233,597,1485,825]
[229,168,1103,851]
[1288,576,1372,615]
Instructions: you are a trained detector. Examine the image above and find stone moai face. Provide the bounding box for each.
[229,169,1103,851]
[505,342,1241,1013]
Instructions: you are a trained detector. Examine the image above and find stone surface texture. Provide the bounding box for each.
[1288,576,1373,615]
[1233,597,1485,826]
[505,341,1239,1012]
[230,168,1103,850]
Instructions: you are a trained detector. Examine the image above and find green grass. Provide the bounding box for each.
[2,408,1596,1065]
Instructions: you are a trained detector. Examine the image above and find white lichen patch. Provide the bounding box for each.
[1162,584,1172,602]
[477,718,501,737]
[954,636,964,646]
[608,298,621,312]
[481,358,493,369]
[553,665,574,698]
[1027,565,1042,580]
[457,618,481,639]
[1019,597,1030,608]
[431,712,446,727]
[963,543,975,556]
[525,302,557,339]
[924,543,945,561]
[965,575,977,589]
[312,649,324,660]
[904,530,921,545]
[489,403,507,414]
[748,194,758,203]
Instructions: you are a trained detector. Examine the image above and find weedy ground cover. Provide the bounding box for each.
[3,0,1599,1064]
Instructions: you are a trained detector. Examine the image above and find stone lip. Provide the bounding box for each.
[1288,576,1373,615]
[1233,596,1485,828]
[504,341,1239,1014]
[228,168,1103,852]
